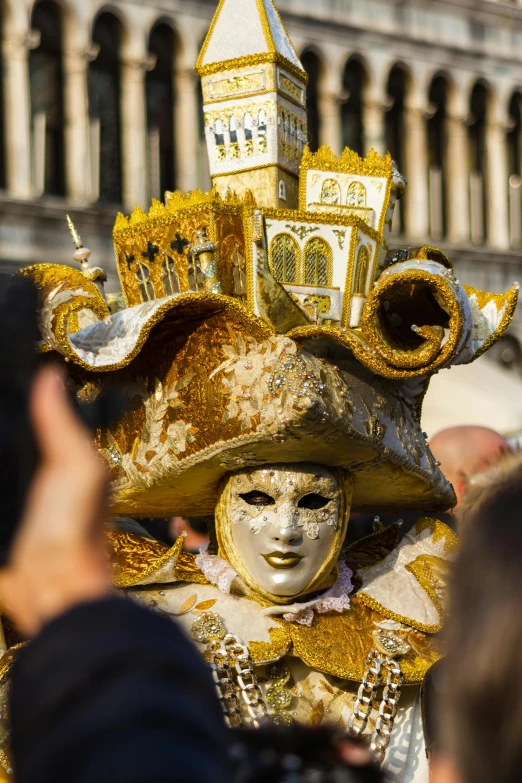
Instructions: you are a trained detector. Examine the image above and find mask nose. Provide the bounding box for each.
[271,523,302,546]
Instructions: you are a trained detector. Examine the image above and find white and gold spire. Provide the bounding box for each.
[196,0,305,78]
[197,0,308,209]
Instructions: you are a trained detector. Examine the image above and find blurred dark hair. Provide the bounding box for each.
[441,457,522,783]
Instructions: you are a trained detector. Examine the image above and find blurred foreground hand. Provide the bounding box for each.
[0,367,111,636]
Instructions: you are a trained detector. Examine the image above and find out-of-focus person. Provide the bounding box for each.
[170,515,210,553]
[428,425,510,529]
[430,452,522,783]
[0,366,230,783]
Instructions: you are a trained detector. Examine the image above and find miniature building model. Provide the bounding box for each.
[111,0,413,331]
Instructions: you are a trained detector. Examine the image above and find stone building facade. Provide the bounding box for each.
[1,0,522,366]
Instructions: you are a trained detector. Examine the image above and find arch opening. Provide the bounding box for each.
[427,74,449,240]
[468,81,489,244]
[29,0,65,196]
[385,65,408,235]
[507,92,522,248]
[88,11,123,204]
[147,22,176,200]
[341,57,366,155]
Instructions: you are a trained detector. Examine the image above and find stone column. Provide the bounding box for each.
[446,109,470,243]
[486,117,510,250]
[120,55,152,209]
[363,98,385,156]
[2,32,35,198]
[404,104,429,240]
[175,66,201,193]
[63,46,96,203]
[319,91,341,155]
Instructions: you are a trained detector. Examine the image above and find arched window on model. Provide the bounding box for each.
[507,92,522,249]
[244,112,253,155]
[303,237,332,287]
[88,12,123,203]
[341,57,366,156]
[427,74,449,240]
[214,119,224,145]
[280,110,286,142]
[347,181,366,207]
[146,22,176,201]
[229,114,239,157]
[29,0,65,196]
[270,233,299,283]
[385,65,408,235]
[354,245,370,295]
[321,178,341,205]
[229,115,238,143]
[301,49,322,152]
[257,109,267,153]
[468,81,489,245]
[290,116,297,146]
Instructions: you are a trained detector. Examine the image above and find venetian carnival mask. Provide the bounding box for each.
[215,464,353,604]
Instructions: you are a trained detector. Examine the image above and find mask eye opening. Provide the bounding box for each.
[298,493,331,510]
[239,490,275,506]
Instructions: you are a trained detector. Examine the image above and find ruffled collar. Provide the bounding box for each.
[195,550,353,627]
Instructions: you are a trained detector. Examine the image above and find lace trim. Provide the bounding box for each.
[195,550,238,594]
[195,549,353,627]
[267,562,354,626]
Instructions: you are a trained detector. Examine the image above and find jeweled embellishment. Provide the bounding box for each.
[265,660,293,724]
[266,683,292,709]
[191,611,226,642]
[372,628,411,658]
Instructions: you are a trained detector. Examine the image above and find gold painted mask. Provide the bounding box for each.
[215,463,353,605]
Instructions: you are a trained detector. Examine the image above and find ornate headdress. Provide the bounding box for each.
[21,0,517,518]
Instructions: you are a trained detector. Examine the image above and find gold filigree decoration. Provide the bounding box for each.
[285,223,319,240]
[278,72,304,103]
[300,145,393,179]
[205,100,277,126]
[262,207,381,242]
[196,53,308,85]
[210,71,265,97]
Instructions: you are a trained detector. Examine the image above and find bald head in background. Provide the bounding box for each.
[429,425,510,520]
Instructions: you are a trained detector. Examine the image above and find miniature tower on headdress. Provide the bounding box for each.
[196,0,308,209]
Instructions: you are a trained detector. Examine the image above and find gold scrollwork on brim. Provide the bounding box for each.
[20,263,110,348]
[360,267,464,372]
[289,267,467,379]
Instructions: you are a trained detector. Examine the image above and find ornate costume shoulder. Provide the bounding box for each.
[109,519,456,685]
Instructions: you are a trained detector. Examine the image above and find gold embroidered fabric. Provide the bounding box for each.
[285,600,442,683]
[109,531,183,588]
[354,518,458,633]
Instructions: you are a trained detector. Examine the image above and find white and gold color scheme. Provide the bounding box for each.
[197,0,308,209]
[2,0,518,781]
